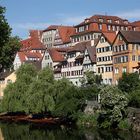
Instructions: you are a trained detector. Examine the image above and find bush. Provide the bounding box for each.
[118,119,131,130]
[98,85,128,129]
[77,113,99,127]
[128,90,140,108]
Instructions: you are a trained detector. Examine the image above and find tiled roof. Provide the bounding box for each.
[75,15,132,27]
[25,61,42,71]
[68,41,91,53]
[131,21,140,27]
[57,26,75,43]
[120,31,140,43]
[75,55,84,60]
[102,32,116,44]
[20,30,45,51]
[25,52,42,59]
[48,48,65,62]
[43,25,59,32]
[87,46,96,63]
[17,51,43,63]
[18,52,26,63]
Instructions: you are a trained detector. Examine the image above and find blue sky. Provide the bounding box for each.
[1,0,140,39]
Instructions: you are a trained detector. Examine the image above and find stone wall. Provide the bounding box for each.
[127,107,140,132]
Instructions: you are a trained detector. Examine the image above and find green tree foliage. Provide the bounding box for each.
[0,6,21,71]
[129,89,140,108]
[26,67,55,114]
[98,85,128,129]
[0,6,11,48]
[118,73,140,93]
[1,36,21,70]
[81,71,102,86]
[1,64,37,112]
[53,78,85,120]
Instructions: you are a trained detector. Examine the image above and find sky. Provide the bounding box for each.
[1,0,140,39]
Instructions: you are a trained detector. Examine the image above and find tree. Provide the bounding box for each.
[0,6,11,71]
[1,36,21,70]
[26,67,55,114]
[118,72,140,93]
[0,6,21,72]
[81,71,102,86]
[53,78,85,120]
[98,85,128,129]
[1,64,37,112]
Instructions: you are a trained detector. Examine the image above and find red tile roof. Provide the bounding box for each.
[18,52,26,63]
[48,48,65,62]
[43,25,59,32]
[17,51,43,63]
[102,32,116,44]
[20,30,45,51]
[76,15,132,27]
[57,26,75,43]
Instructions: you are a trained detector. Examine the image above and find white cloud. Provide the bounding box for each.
[11,22,52,30]
[116,9,140,20]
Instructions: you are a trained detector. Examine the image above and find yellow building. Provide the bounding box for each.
[0,71,16,98]
[96,32,116,85]
[113,31,140,84]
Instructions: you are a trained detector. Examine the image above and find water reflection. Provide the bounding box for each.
[0,122,139,140]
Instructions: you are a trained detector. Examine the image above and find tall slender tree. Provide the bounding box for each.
[0,6,21,72]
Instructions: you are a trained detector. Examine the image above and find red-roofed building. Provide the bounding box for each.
[71,14,138,44]
[41,25,59,48]
[54,26,75,48]
[13,51,43,70]
[20,30,45,53]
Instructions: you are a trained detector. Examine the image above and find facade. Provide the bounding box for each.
[53,26,75,48]
[112,31,140,84]
[71,15,137,44]
[83,46,96,73]
[41,25,59,48]
[96,32,116,85]
[0,71,16,98]
[14,30,45,70]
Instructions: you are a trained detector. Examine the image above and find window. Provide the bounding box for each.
[122,67,127,73]
[99,18,103,22]
[107,25,111,31]
[112,26,116,31]
[99,24,102,30]
[7,79,12,84]
[119,35,122,41]
[132,55,136,61]
[138,56,140,61]
[107,19,112,23]
[115,68,119,74]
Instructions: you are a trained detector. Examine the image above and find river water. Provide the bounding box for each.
[0,122,140,140]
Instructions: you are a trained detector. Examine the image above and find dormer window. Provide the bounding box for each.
[99,18,104,22]
[79,26,85,32]
[107,19,112,23]
[115,20,120,24]
[119,35,122,41]
[85,18,90,23]
[124,20,129,24]
[100,37,105,43]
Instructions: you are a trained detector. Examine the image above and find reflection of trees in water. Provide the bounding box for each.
[0,123,140,140]
[0,123,86,140]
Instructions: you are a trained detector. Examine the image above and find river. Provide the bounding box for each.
[0,122,140,140]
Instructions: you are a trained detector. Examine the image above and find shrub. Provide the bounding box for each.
[118,119,131,130]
